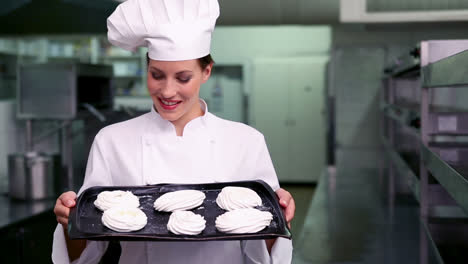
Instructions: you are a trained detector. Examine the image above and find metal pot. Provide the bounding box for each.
[8,152,61,200]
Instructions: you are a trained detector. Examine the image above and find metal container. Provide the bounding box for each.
[8,152,61,200]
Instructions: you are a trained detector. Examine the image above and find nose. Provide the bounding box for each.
[160,79,177,98]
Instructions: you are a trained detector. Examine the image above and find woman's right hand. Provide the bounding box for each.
[54,191,77,228]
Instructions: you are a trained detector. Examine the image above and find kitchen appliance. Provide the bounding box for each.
[16,62,113,191]
[17,63,114,120]
[8,152,61,200]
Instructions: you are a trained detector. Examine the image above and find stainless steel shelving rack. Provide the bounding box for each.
[381,40,468,264]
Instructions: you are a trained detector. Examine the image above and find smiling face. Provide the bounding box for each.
[147,59,212,131]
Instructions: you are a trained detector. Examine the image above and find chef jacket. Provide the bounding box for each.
[52,101,293,264]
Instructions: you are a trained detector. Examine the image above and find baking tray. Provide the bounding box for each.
[68,180,292,241]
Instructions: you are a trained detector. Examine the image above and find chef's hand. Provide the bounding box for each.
[54,191,87,261]
[276,188,295,229]
[54,191,77,228]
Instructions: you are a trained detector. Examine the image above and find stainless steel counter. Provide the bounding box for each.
[0,195,55,231]
[293,167,441,264]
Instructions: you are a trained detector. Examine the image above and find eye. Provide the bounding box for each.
[151,72,165,80]
[177,76,192,83]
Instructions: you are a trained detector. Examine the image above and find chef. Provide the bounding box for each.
[52,0,294,263]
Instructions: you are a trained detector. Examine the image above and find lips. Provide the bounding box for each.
[158,98,182,110]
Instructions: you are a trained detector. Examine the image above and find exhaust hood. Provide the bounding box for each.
[0,0,118,35]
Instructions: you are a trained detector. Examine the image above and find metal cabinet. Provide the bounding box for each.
[251,57,328,183]
[381,40,468,264]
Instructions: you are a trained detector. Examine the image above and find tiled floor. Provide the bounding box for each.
[291,167,442,264]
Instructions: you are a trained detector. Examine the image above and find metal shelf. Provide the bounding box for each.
[382,104,420,137]
[382,104,468,136]
[421,220,445,264]
[48,56,81,59]
[391,63,420,78]
[430,105,468,114]
[423,50,468,88]
[113,75,143,79]
[382,40,468,264]
[386,102,468,114]
[425,219,468,264]
[421,143,468,215]
[382,136,420,202]
[428,205,468,224]
[100,55,141,60]
[385,48,420,78]
[428,112,468,135]
[0,51,19,57]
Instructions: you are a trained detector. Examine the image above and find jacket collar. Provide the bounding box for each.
[146,99,212,139]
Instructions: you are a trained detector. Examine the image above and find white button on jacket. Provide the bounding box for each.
[52,102,293,264]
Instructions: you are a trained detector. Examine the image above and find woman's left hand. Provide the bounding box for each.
[275,188,295,229]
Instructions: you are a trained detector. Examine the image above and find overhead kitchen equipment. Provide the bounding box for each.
[8,63,113,200]
[17,63,114,119]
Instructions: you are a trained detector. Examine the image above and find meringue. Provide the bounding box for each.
[167,211,206,235]
[101,207,147,232]
[215,208,273,234]
[94,190,140,211]
[153,190,205,212]
[216,187,262,211]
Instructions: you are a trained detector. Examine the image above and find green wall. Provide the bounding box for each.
[211,26,331,62]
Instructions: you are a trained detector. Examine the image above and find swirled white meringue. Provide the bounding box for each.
[167,211,206,235]
[215,208,273,234]
[94,190,140,211]
[101,207,147,232]
[216,187,262,211]
[153,190,205,212]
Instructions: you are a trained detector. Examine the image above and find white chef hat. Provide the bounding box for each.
[107,0,220,61]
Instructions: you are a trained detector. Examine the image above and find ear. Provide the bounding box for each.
[201,62,214,83]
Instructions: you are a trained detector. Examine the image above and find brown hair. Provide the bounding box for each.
[146,53,214,69]
[197,54,214,69]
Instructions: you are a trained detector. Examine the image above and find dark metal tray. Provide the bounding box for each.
[68,180,292,241]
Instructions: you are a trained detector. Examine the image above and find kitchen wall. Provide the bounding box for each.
[211,26,331,62]
[209,25,331,123]
[200,66,245,123]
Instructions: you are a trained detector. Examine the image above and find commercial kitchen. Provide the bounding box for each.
[0,0,467,263]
